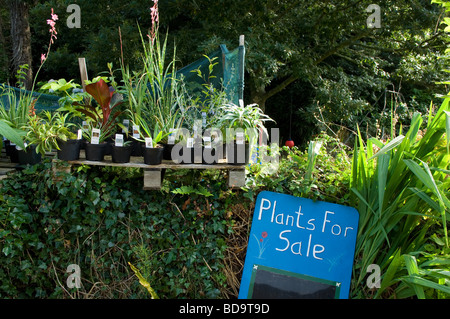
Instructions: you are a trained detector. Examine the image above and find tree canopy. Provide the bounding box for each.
[0,0,447,145]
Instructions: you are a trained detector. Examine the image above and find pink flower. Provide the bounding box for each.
[47,19,55,28]
[261,231,268,238]
[147,0,159,43]
[40,53,47,64]
[51,8,58,21]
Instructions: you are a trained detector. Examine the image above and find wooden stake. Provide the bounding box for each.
[78,58,88,91]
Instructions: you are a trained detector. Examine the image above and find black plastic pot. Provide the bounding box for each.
[57,139,81,161]
[85,142,108,161]
[104,137,113,155]
[5,141,19,163]
[142,145,164,165]
[111,145,132,163]
[4,139,11,156]
[226,142,249,165]
[202,146,220,165]
[170,144,193,164]
[18,145,41,165]
[130,139,143,156]
[162,143,175,161]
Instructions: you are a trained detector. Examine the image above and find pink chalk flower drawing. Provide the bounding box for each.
[254,231,269,259]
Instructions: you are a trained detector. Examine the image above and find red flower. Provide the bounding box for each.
[261,231,268,238]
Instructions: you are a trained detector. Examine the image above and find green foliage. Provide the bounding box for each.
[350,95,450,299]
[22,111,75,155]
[0,162,232,298]
[244,133,352,206]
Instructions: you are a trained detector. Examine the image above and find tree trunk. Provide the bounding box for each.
[9,0,32,89]
[0,1,9,79]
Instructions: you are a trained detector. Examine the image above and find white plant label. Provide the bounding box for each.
[115,134,124,147]
[187,137,194,149]
[145,137,153,148]
[236,132,245,145]
[168,128,176,145]
[204,136,212,149]
[202,112,207,127]
[91,128,101,144]
[122,119,130,134]
[132,125,140,139]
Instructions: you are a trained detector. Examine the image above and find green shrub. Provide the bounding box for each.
[244,133,353,206]
[350,97,450,299]
[0,161,232,298]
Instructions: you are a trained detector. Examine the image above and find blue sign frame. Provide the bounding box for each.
[238,191,359,299]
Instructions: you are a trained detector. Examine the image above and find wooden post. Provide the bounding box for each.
[78,58,88,91]
[238,35,245,102]
[143,169,162,190]
[51,160,72,182]
[228,168,246,189]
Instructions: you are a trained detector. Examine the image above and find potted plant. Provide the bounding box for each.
[111,133,133,163]
[53,112,82,161]
[0,85,32,162]
[218,101,274,165]
[74,79,123,161]
[134,118,169,165]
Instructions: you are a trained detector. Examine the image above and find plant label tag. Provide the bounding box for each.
[187,137,194,148]
[115,134,124,147]
[122,119,130,134]
[77,129,82,140]
[204,136,212,149]
[82,121,89,130]
[236,132,245,145]
[132,125,140,139]
[91,128,101,144]
[193,124,198,138]
[168,128,176,145]
[202,112,207,127]
[145,137,153,148]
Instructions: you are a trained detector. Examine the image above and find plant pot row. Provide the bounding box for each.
[4,141,42,166]
[4,138,249,166]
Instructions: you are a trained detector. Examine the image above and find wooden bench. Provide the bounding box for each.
[52,150,246,190]
[1,148,246,190]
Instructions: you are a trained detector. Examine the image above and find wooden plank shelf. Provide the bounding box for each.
[53,151,246,190]
[1,148,247,190]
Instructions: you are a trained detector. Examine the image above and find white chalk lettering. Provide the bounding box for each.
[275,230,325,260]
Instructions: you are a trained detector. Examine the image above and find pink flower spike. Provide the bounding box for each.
[51,8,58,21]
[40,53,46,64]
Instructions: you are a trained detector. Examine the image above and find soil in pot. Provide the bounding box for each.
[85,142,108,161]
[111,145,132,163]
[142,145,164,165]
[18,145,42,165]
[57,139,81,161]
[226,142,249,165]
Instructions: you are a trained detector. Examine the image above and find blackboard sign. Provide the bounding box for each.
[248,265,340,299]
[238,191,359,299]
